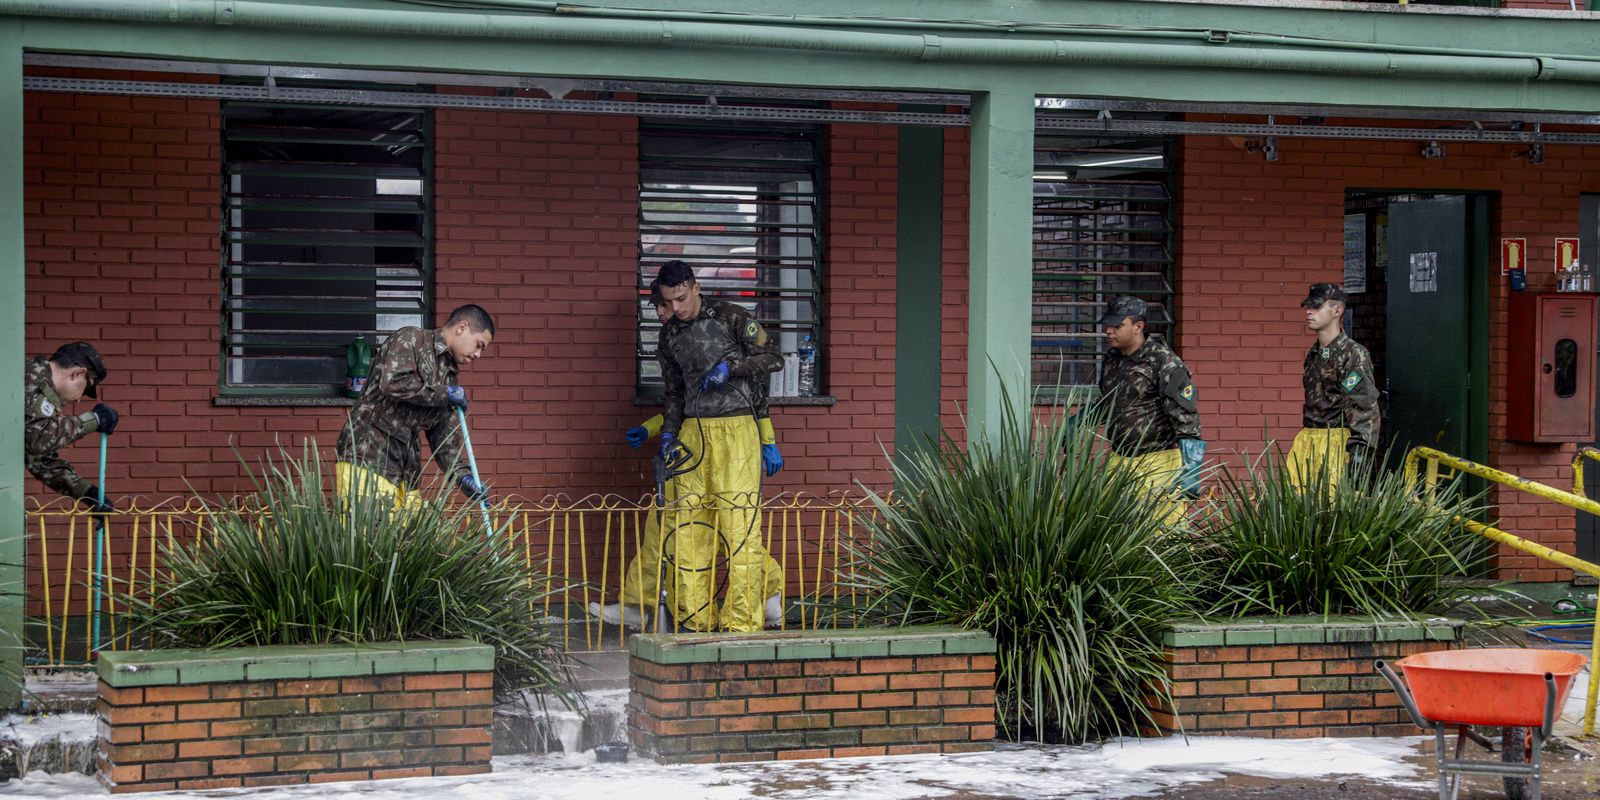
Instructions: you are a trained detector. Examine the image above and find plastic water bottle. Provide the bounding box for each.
[797,335,817,397]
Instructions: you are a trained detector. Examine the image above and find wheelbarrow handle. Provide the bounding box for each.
[1375,659,1434,732]
[1540,671,1558,740]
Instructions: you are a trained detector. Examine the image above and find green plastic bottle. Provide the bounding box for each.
[345,337,372,398]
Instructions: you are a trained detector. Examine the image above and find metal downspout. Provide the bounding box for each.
[3,0,1595,84]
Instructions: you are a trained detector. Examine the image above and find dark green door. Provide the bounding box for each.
[1385,197,1471,467]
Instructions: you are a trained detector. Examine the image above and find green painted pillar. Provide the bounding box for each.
[0,22,23,708]
[966,89,1034,446]
[894,112,943,475]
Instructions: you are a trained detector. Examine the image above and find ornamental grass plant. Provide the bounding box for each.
[126,444,575,705]
[849,390,1208,743]
[1201,448,1486,619]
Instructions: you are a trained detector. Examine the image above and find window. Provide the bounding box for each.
[637,121,823,399]
[221,103,430,393]
[1032,128,1176,394]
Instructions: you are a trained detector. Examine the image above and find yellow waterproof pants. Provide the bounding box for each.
[663,415,774,632]
[617,509,784,620]
[1107,448,1186,526]
[1286,428,1350,492]
[335,462,421,509]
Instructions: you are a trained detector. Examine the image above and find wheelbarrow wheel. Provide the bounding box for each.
[1501,726,1529,800]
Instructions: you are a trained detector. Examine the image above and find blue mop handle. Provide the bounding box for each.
[91,431,107,654]
[455,407,494,539]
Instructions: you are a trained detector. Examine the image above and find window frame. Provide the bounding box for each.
[217,100,434,398]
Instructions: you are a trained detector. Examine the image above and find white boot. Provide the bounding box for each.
[587,602,643,630]
[764,593,784,628]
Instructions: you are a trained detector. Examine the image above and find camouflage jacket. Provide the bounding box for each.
[1098,336,1201,457]
[1302,333,1380,452]
[659,300,783,436]
[24,356,98,498]
[335,327,467,490]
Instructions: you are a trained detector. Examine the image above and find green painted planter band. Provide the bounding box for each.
[1160,616,1465,647]
[97,639,493,687]
[629,625,997,664]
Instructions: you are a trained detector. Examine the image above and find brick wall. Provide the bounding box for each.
[627,627,996,764]
[96,642,493,793]
[1179,126,1600,579]
[1149,618,1461,738]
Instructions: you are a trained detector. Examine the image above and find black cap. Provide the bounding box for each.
[1300,283,1348,309]
[50,341,106,399]
[1098,296,1148,328]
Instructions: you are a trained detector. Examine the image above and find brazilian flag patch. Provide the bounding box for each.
[1181,384,1194,401]
[1342,371,1361,392]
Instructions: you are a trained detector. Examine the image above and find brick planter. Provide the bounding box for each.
[628,626,997,764]
[96,641,494,793]
[1147,616,1463,738]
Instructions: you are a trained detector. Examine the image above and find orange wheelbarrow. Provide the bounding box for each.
[1376,649,1588,800]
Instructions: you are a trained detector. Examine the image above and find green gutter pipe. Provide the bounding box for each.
[4,0,1599,83]
[470,0,1600,68]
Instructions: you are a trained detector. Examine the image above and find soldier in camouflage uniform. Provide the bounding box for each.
[1292,283,1379,489]
[588,279,787,631]
[24,342,118,509]
[655,260,784,633]
[334,305,495,507]
[1094,296,1204,522]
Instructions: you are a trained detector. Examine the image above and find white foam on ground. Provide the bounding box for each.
[0,735,1427,799]
[0,714,96,747]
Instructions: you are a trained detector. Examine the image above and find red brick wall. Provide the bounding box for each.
[1179,127,1600,580]
[98,672,492,792]
[1151,640,1452,739]
[629,650,995,763]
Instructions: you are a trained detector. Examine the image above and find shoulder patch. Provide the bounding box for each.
[1181,384,1194,401]
[743,318,768,346]
[1342,371,1362,392]
[38,398,55,417]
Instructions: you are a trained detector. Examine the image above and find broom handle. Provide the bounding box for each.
[455,407,494,539]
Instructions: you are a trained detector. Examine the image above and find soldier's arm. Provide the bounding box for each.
[1343,348,1381,451]
[424,412,469,485]
[25,405,93,457]
[660,331,685,437]
[1158,359,1203,441]
[726,309,784,378]
[375,328,449,406]
[639,414,665,440]
[26,449,92,499]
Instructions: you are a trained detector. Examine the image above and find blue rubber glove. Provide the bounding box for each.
[1178,438,1206,499]
[698,362,732,390]
[624,425,649,449]
[761,443,784,477]
[446,385,468,410]
[458,474,489,503]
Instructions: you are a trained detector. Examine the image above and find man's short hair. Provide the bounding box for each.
[445,304,495,336]
[648,277,667,306]
[657,260,696,289]
[50,341,107,398]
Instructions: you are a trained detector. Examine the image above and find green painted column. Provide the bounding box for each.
[0,22,22,708]
[894,111,943,475]
[966,89,1034,446]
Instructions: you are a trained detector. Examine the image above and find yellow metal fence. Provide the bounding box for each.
[1405,446,1600,738]
[24,495,879,666]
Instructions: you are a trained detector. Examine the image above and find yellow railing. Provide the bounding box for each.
[1404,446,1600,738]
[24,494,878,666]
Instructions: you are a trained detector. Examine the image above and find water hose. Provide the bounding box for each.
[91,432,107,654]
[455,407,494,540]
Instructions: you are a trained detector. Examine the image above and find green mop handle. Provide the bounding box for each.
[91,431,107,654]
[455,407,494,539]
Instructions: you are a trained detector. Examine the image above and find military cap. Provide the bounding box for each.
[1098,296,1149,328]
[1300,283,1348,309]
